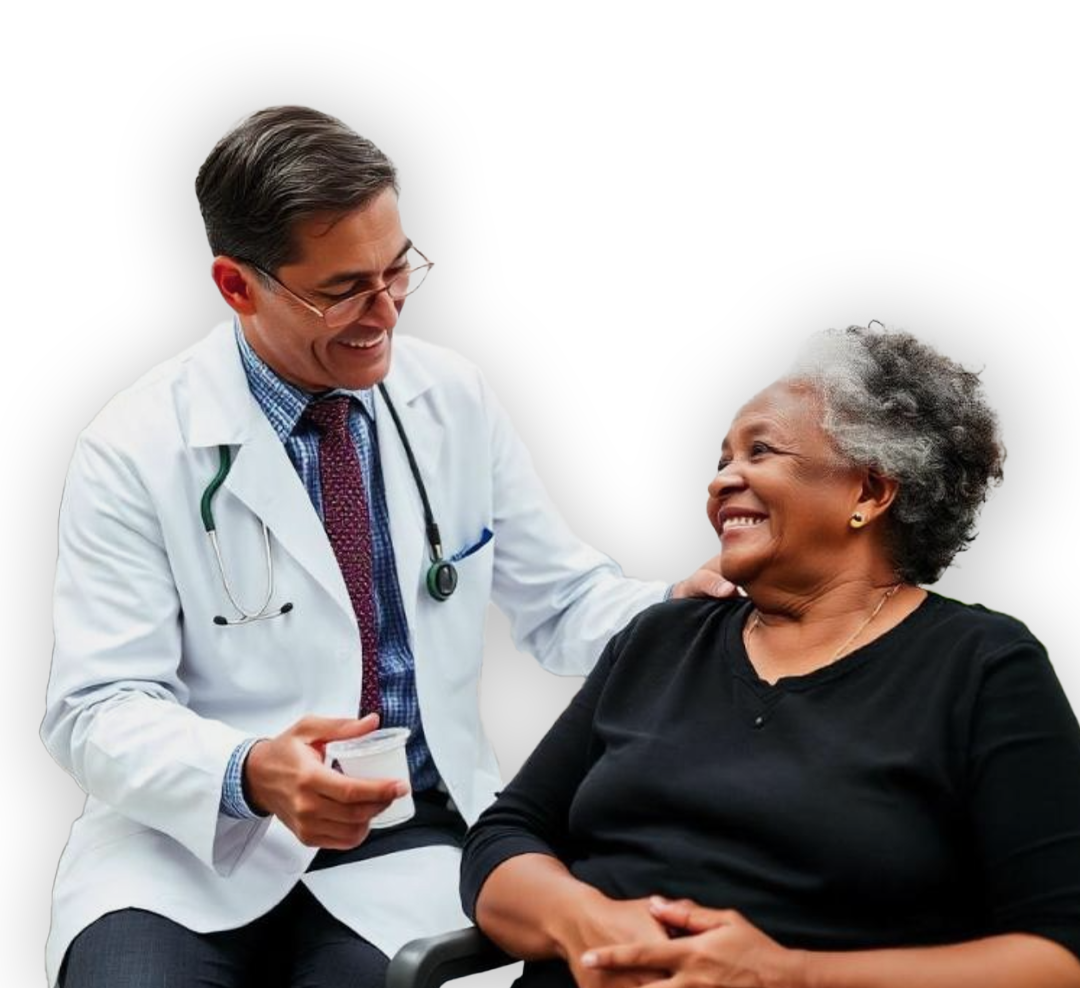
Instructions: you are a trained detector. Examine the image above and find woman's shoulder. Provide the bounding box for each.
[918,591,1043,653]
[606,595,750,659]
[902,592,1057,696]
[589,596,750,700]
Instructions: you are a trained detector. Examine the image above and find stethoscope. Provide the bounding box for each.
[202,384,458,626]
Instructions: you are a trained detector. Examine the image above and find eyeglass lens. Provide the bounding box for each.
[323,248,431,329]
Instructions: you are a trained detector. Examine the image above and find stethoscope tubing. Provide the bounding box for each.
[203,383,455,624]
[208,526,277,624]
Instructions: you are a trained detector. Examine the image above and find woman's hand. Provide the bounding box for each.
[581,897,805,988]
[550,894,674,988]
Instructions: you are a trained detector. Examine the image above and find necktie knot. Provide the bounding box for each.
[303,395,352,440]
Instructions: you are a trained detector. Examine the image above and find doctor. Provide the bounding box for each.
[42,106,727,988]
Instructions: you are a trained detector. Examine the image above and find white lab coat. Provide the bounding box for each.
[42,320,665,985]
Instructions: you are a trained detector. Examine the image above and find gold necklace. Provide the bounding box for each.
[744,584,902,667]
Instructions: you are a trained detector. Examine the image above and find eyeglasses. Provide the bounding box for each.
[251,246,433,330]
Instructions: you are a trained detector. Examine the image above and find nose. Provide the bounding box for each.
[708,463,746,500]
[361,285,400,329]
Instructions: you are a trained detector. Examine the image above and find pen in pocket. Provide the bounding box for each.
[449,527,494,562]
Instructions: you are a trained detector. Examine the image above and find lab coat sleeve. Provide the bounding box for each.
[482,377,667,675]
[41,430,268,875]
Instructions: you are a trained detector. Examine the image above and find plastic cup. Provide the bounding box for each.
[324,727,414,828]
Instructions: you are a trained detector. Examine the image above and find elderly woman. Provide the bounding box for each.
[459,326,1080,988]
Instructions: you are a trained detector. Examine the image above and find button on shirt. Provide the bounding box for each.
[221,326,440,819]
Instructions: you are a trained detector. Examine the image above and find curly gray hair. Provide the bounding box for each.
[786,326,1005,585]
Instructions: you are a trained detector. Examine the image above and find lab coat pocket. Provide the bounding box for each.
[448,527,493,564]
[415,527,492,690]
[446,526,494,605]
[444,524,494,608]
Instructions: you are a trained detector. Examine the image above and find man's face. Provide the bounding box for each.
[243,188,408,391]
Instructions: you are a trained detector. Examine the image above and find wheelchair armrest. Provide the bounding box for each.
[386,926,515,988]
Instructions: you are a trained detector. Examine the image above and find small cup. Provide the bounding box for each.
[324,727,414,828]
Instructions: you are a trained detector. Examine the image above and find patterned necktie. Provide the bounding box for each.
[303,396,381,717]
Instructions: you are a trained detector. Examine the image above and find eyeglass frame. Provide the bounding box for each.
[244,246,433,328]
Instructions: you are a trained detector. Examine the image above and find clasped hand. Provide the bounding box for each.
[244,713,409,849]
[577,897,800,988]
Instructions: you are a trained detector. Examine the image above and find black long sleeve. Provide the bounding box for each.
[460,636,621,916]
[461,594,1080,961]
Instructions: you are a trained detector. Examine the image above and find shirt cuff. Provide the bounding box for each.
[220,737,265,820]
[664,584,676,601]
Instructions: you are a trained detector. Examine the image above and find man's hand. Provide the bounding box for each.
[670,553,738,600]
[582,897,804,988]
[243,713,408,849]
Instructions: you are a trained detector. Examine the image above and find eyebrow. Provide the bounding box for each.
[723,418,785,450]
[314,240,413,291]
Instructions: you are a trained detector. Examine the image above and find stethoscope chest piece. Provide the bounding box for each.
[426,560,458,602]
[203,382,461,624]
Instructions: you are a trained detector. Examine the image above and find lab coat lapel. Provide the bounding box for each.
[183,321,354,623]
[223,417,354,621]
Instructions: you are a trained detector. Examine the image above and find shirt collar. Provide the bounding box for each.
[234,320,375,440]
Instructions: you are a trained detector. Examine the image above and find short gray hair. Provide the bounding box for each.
[195,106,398,274]
[786,325,1005,584]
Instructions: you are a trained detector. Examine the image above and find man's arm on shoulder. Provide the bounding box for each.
[478,375,731,674]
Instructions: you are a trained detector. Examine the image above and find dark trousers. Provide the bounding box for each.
[58,883,388,988]
[59,792,466,987]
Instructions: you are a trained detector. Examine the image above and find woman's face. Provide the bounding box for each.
[706,381,867,591]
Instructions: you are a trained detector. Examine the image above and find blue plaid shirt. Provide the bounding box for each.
[220,325,439,819]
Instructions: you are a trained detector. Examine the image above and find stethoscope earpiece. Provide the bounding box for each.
[212,602,294,626]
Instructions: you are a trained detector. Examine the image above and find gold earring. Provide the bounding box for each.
[850,512,866,529]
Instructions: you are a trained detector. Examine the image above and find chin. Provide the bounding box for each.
[719,553,761,589]
[336,354,393,391]
[341,372,389,391]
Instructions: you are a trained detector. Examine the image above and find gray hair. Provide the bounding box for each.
[786,325,1005,584]
[195,106,398,274]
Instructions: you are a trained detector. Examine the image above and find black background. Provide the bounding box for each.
[29,80,1067,976]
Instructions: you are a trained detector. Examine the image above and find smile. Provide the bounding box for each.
[338,331,387,350]
[720,514,766,534]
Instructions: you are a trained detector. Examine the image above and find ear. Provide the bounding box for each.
[210,256,258,315]
[853,469,899,524]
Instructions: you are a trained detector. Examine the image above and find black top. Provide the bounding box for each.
[461,594,1080,975]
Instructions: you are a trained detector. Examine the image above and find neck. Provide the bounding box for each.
[741,575,921,683]
[748,566,900,617]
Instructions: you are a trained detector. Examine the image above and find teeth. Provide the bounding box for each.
[340,333,385,349]
[722,515,765,532]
